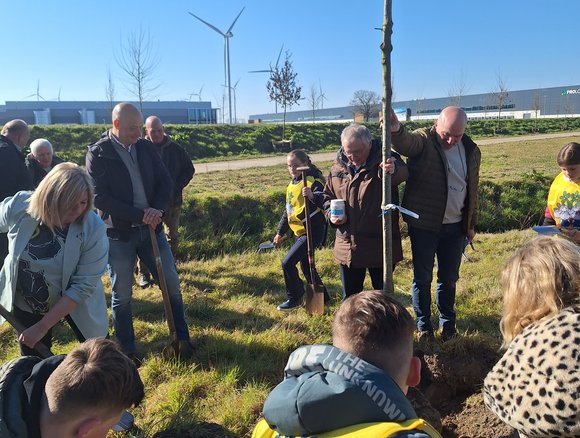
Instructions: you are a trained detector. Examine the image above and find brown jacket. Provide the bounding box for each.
[392,126,480,234]
[323,141,408,268]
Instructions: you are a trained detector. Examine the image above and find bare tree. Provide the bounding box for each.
[307,84,320,123]
[105,68,116,116]
[447,69,469,107]
[267,51,302,140]
[350,90,381,122]
[115,28,160,113]
[532,94,541,132]
[491,72,509,133]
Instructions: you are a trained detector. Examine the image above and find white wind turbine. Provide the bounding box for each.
[249,44,284,113]
[188,8,245,124]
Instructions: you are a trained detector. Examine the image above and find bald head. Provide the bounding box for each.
[434,106,468,149]
[112,103,143,147]
[1,119,30,150]
[145,116,165,145]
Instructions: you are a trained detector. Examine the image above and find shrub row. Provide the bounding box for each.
[29,117,580,165]
[177,175,551,260]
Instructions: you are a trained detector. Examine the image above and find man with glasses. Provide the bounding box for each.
[323,124,408,299]
[389,106,481,346]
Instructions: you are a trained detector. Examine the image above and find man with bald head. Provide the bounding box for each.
[0,119,33,261]
[86,103,193,361]
[390,106,481,345]
[136,116,194,287]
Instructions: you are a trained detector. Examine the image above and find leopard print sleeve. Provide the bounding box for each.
[483,307,580,438]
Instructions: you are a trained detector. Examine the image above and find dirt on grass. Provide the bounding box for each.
[409,338,517,438]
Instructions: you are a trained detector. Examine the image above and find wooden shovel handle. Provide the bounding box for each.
[0,303,53,358]
[149,226,177,339]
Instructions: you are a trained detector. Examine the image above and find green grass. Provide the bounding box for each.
[0,134,574,436]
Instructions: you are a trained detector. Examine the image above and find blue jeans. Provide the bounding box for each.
[409,223,464,333]
[282,217,327,302]
[108,226,189,354]
[339,265,383,299]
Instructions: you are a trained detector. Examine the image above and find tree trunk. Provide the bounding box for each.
[381,0,394,294]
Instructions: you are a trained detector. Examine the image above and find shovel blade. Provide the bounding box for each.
[258,241,275,252]
[305,283,325,316]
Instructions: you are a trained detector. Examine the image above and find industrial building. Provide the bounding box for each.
[249,84,580,124]
[0,100,218,125]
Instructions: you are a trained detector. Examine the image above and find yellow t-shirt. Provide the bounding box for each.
[546,172,580,228]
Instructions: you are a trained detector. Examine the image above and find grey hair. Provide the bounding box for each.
[30,138,53,155]
[341,124,372,146]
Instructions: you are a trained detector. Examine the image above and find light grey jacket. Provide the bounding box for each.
[0,191,109,339]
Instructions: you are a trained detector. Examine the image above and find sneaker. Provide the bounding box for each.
[441,327,458,342]
[277,300,301,312]
[138,273,151,289]
[112,411,135,432]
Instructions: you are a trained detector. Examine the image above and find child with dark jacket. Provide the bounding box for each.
[273,149,328,311]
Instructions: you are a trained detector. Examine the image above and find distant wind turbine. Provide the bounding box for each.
[189,85,204,101]
[23,80,46,101]
[188,7,244,124]
[318,80,326,110]
[249,44,284,113]
[222,78,241,123]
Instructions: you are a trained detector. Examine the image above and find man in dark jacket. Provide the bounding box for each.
[0,119,33,262]
[86,102,193,361]
[323,124,408,298]
[252,291,440,438]
[136,116,195,287]
[0,338,143,438]
[390,107,481,344]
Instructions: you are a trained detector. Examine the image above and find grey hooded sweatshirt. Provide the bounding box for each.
[262,344,433,437]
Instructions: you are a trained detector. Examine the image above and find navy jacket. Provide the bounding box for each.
[86,132,172,240]
[0,136,32,203]
[151,135,194,207]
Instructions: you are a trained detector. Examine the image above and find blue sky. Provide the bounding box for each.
[1,1,579,121]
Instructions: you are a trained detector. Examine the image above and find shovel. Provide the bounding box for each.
[0,303,135,431]
[297,166,325,316]
[0,302,53,358]
[149,226,194,359]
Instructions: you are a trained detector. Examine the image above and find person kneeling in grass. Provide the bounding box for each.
[484,237,580,437]
[0,338,144,437]
[252,290,441,437]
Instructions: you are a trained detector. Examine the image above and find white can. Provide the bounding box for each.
[330,199,346,223]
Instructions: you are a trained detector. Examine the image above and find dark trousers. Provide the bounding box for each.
[13,306,85,357]
[282,217,327,303]
[409,223,464,332]
[339,265,383,299]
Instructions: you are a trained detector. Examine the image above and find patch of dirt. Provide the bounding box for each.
[409,338,518,438]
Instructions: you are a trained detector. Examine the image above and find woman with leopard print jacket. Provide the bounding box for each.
[483,237,580,437]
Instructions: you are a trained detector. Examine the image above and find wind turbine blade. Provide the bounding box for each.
[275,44,284,68]
[234,78,241,88]
[226,7,245,34]
[248,69,272,73]
[188,12,226,36]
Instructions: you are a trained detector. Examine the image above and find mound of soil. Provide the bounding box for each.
[409,338,518,438]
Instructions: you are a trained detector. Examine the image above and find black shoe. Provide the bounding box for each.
[277,300,301,312]
[138,273,151,288]
[441,327,458,342]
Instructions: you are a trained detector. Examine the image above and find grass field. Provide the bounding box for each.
[0,135,576,437]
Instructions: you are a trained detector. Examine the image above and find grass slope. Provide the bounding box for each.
[0,134,574,436]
